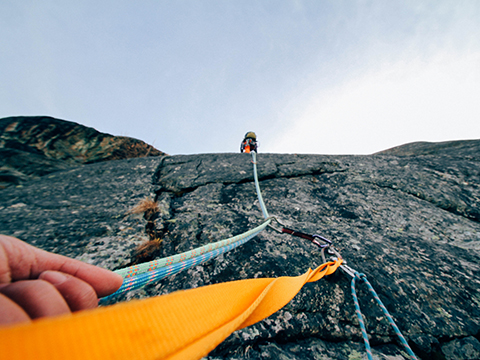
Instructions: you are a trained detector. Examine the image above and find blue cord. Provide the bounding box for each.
[351,272,418,360]
[99,226,264,304]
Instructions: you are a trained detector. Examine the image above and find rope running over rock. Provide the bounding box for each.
[351,272,418,360]
[100,151,270,302]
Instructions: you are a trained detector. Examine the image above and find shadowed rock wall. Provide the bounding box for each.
[0,140,479,359]
[0,116,165,188]
[376,139,480,159]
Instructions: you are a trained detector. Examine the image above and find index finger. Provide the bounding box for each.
[0,235,123,297]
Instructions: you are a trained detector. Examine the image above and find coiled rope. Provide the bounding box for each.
[100,151,271,302]
[351,272,418,360]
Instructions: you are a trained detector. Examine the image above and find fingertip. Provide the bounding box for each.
[113,272,124,289]
[93,270,124,298]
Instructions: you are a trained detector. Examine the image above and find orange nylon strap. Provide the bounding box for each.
[0,259,342,360]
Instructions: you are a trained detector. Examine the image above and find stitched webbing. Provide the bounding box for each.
[0,151,344,359]
[0,259,342,360]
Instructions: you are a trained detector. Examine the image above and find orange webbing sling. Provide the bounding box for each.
[0,259,341,360]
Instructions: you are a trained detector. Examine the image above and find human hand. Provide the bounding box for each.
[0,234,123,326]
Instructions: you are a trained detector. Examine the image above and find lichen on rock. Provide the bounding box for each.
[1,138,479,359]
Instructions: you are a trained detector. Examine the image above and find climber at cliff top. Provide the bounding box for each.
[0,234,122,325]
[240,131,257,153]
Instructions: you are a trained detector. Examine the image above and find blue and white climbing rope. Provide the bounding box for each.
[351,271,418,360]
[100,151,270,302]
[100,219,270,303]
[252,151,269,219]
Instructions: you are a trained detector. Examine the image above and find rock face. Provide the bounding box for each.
[376,139,480,159]
[1,139,480,360]
[0,116,165,188]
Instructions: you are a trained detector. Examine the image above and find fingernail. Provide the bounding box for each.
[41,271,68,285]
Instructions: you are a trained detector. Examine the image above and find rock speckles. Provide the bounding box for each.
[1,140,479,359]
[0,116,164,188]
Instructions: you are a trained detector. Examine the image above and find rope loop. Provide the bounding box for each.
[351,271,418,360]
[354,272,366,281]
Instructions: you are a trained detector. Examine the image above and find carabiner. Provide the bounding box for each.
[312,234,332,248]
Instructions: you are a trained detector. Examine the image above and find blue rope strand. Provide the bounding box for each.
[99,153,272,304]
[114,220,270,279]
[352,272,418,360]
[99,223,265,304]
[351,274,373,360]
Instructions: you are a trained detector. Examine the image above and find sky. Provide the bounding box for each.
[1,1,479,155]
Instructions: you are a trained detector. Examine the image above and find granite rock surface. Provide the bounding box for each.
[376,139,480,159]
[0,116,165,188]
[1,140,479,360]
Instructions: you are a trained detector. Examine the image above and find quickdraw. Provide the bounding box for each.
[281,227,332,248]
[101,144,418,360]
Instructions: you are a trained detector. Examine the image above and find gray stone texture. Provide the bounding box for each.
[0,116,165,188]
[1,140,479,359]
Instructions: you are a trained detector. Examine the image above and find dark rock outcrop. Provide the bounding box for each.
[1,139,479,359]
[376,139,480,159]
[0,116,165,188]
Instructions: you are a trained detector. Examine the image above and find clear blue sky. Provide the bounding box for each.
[1,1,479,155]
